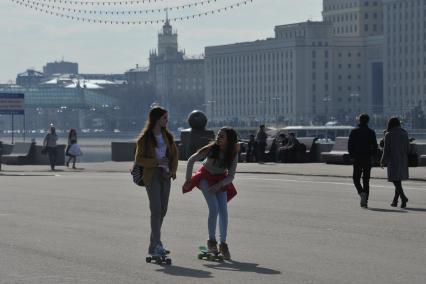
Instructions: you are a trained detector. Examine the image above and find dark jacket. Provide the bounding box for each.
[380,127,409,181]
[255,130,267,145]
[348,124,378,160]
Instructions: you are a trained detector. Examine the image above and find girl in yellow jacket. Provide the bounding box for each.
[135,106,178,256]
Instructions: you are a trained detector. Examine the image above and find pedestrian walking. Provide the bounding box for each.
[348,114,378,208]
[380,117,410,208]
[134,106,178,256]
[66,128,79,169]
[43,126,58,171]
[255,124,267,163]
[182,126,239,260]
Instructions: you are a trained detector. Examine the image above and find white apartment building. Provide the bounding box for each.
[205,0,384,125]
[383,0,426,119]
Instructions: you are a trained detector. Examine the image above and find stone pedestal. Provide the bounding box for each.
[179,110,215,160]
[180,129,214,160]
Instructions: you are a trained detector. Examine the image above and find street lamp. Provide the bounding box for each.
[272,97,281,128]
[323,96,332,123]
[349,93,360,120]
[258,99,267,125]
[207,100,216,125]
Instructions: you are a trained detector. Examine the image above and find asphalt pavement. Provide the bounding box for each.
[0,162,425,283]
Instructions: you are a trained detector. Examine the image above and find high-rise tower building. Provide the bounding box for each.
[149,20,205,122]
[323,0,384,37]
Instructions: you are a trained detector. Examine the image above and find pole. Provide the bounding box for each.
[264,100,266,125]
[11,113,14,144]
[23,113,26,142]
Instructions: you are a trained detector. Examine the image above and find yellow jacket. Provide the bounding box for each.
[134,129,179,186]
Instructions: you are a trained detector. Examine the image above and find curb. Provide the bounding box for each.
[236,171,426,182]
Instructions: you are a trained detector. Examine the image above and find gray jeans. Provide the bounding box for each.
[146,168,171,253]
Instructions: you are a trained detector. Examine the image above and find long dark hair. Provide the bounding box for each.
[387,117,401,132]
[68,128,77,140]
[197,126,238,169]
[138,106,173,147]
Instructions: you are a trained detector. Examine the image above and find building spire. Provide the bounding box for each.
[165,8,169,23]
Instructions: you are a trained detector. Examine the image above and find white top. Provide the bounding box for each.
[155,134,168,172]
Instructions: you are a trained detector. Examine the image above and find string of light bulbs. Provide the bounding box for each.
[18,0,220,15]
[11,0,254,25]
[14,0,170,6]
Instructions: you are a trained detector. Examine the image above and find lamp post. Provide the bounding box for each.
[272,97,281,128]
[207,100,216,125]
[323,96,332,123]
[349,93,360,120]
[258,99,267,125]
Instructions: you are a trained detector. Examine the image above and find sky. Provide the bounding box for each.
[0,0,323,83]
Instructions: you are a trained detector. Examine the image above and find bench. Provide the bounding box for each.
[419,155,426,166]
[0,141,2,171]
[321,137,351,164]
[1,142,35,165]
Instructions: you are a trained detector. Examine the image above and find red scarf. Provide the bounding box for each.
[182,165,237,202]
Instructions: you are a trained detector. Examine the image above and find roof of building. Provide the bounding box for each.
[126,66,149,73]
[42,75,119,89]
[17,69,44,77]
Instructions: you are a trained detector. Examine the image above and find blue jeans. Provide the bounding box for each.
[200,179,228,243]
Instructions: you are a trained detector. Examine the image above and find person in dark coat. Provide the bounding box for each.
[246,134,257,163]
[380,117,410,208]
[255,125,267,163]
[43,126,58,171]
[280,133,301,163]
[348,114,378,208]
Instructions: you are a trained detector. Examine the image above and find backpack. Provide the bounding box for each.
[131,164,145,186]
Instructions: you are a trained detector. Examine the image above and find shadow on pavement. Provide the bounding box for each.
[367,208,407,213]
[0,173,55,177]
[156,265,213,278]
[404,207,426,212]
[203,260,281,275]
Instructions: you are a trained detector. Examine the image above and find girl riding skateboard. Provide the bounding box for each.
[135,106,178,258]
[182,126,239,260]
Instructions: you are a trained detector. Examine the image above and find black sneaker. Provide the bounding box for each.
[360,193,368,208]
[401,198,408,208]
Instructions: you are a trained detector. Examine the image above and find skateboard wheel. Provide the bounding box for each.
[166,259,172,265]
[218,256,224,262]
[198,253,204,259]
[206,255,213,261]
[146,257,151,263]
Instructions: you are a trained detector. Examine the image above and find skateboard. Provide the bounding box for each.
[146,252,172,265]
[197,246,224,262]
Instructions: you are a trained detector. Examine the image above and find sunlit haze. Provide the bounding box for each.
[0,0,322,83]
